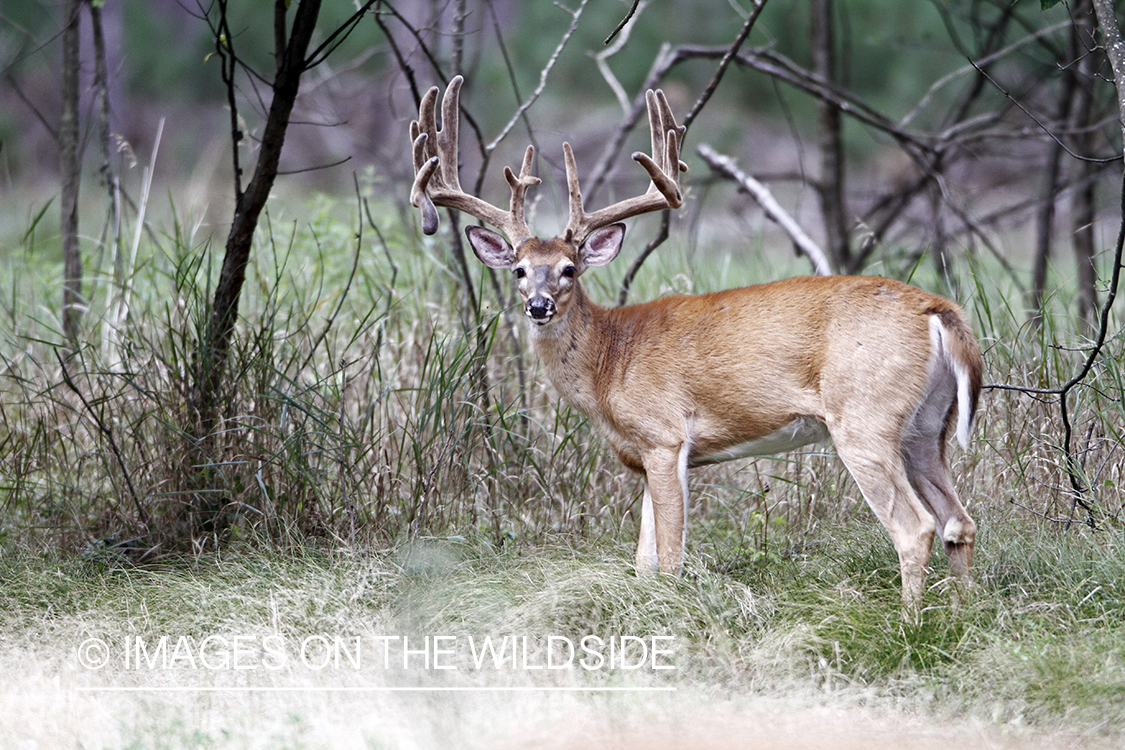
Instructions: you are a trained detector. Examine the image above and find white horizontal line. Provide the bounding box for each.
[76,685,677,693]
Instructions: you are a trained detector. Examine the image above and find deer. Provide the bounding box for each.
[409,76,983,605]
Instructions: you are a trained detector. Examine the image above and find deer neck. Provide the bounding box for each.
[526,282,608,418]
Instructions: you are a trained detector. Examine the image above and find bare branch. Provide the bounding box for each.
[55,348,150,530]
[698,144,834,276]
[604,0,642,46]
[304,0,380,69]
[971,59,1118,164]
[485,0,540,150]
[594,0,649,114]
[485,0,588,154]
[681,0,768,135]
[616,209,669,306]
[900,20,1071,129]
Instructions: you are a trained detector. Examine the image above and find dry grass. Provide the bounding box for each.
[0,542,1122,748]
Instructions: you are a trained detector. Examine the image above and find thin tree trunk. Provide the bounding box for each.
[930,182,955,294]
[810,0,850,273]
[1072,165,1099,334]
[450,0,468,80]
[1029,142,1064,322]
[1029,68,1076,323]
[90,3,117,245]
[91,2,126,364]
[1070,0,1099,334]
[196,0,323,434]
[60,0,83,343]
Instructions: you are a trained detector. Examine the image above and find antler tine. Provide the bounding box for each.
[505,145,540,230]
[437,75,463,190]
[409,75,538,244]
[409,84,442,234]
[410,85,439,172]
[563,88,687,245]
[563,142,585,242]
[646,89,688,180]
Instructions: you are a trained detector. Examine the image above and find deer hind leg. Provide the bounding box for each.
[636,442,691,574]
[832,432,937,606]
[902,400,976,583]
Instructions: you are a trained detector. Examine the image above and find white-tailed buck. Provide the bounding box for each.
[410,76,983,604]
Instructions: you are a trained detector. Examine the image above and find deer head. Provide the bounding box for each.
[409,76,687,326]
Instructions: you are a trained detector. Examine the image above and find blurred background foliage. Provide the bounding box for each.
[1,0,1087,209]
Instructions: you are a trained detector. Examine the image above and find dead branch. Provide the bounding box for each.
[55,348,150,530]
[698,144,834,277]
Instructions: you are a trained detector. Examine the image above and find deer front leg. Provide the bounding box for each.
[635,486,659,573]
[637,443,691,574]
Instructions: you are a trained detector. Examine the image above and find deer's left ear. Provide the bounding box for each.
[579,223,625,269]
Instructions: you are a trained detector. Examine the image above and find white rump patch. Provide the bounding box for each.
[928,315,974,449]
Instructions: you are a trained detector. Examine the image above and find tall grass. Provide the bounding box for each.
[0,188,1122,559]
[0,191,634,556]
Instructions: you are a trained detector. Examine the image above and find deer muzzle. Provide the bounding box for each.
[526,295,556,324]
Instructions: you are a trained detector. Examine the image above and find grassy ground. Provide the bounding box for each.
[1,187,1123,747]
[1,532,1123,748]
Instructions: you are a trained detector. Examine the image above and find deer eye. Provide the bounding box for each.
[562,265,577,279]
[513,267,526,279]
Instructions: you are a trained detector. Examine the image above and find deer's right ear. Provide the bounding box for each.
[466,226,516,269]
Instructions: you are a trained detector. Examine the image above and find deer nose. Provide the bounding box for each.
[526,296,556,323]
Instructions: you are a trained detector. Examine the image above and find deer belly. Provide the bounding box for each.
[689,415,829,466]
